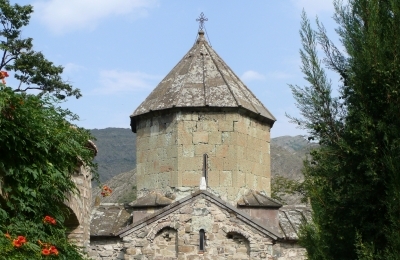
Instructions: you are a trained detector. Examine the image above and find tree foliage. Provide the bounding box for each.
[0,86,95,259]
[0,0,81,99]
[271,175,306,204]
[0,1,95,259]
[288,0,400,259]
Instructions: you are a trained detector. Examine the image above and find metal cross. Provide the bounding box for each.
[196,12,208,30]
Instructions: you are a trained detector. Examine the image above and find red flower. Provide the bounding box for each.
[50,246,59,255]
[17,236,26,244]
[12,239,22,248]
[0,71,9,84]
[101,185,112,197]
[42,248,51,255]
[43,216,56,225]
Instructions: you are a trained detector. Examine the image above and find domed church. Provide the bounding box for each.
[89,14,309,260]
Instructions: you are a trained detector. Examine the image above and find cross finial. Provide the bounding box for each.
[196,12,208,30]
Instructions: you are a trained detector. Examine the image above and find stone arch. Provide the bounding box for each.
[148,221,176,240]
[226,231,250,258]
[148,226,178,259]
[63,166,92,249]
[222,226,254,244]
[64,204,80,228]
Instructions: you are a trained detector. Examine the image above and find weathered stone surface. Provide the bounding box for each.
[65,165,93,250]
[130,31,276,129]
[116,192,279,260]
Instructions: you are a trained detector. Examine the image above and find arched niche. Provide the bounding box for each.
[149,227,178,258]
[226,231,250,258]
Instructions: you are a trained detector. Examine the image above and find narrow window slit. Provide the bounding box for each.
[199,229,205,252]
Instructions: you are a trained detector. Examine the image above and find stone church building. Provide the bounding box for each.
[88,27,310,260]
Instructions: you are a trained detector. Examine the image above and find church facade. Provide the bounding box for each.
[89,27,309,260]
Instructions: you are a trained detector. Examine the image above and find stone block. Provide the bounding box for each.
[237,159,249,172]
[234,121,248,134]
[256,128,267,141]
[176,111,192,121]
[178,245,196,253]
[170,171,179,187]
[180,144,195,157]
[193,132,209,144]
[209,157,223,171]
[220,171,232,187]
[262,177,271,196]
[177,131,193,145]
[237,146,245,159]
[253,163,265,177]
[218,121,233,132]
[197,120,218,132]
[183,120,197,132]
[222,131,238,145]
[182,171,202,187]
[156,172,171,189]
[207,171,220,187]
[178,156,202,171]
[209,132,222,144]
[225,113,239,122]
[194,144,215,156]
[216,145,229,158]
[246,173,255,189]
[156,148,167,160]
[231,171,243,188]
[237,132,247,147]
[166,145,178,159]
[223,158,237,171]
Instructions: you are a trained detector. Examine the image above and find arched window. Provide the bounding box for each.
[199,229,205,252]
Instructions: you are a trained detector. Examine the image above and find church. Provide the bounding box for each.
[88,15,309,260]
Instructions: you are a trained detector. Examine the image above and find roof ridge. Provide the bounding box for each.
[214,52,261,114]
[203,42,240,107]
[116,190,282,240]
[174,43,202,107]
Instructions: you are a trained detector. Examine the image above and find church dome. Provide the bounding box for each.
[131,30,276,130]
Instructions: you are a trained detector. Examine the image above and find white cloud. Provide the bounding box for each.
[93,70,160,95]
[266,71,294,80]
[291,0,334,15]
[33,0,158,34]
[241,70,265,82]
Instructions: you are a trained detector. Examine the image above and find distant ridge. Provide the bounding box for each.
[90,128,136,183]
[90,128,313,205]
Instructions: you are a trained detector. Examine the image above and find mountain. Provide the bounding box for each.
[90,128,136,182]
[90,128,313,205]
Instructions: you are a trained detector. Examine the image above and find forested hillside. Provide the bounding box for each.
[90,128,136,182]
[90,128,313,204]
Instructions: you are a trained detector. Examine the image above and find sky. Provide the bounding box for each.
[9,0,342,138]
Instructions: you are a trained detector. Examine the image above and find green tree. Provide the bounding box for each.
[0,0,80,99]
[0,1,95,259]
[271,175,306,204]
[0,86,95,259]
[288,0,400,259]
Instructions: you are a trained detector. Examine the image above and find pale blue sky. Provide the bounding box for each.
[10,0,341,137]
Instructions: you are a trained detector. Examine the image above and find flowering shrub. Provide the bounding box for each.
[39,240,59,256]
[0,86,96,259]
[0,70,9,84]
[101,185,113,197]
[43,216,56,225]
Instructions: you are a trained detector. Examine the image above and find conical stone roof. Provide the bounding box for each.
[131,31,276,126]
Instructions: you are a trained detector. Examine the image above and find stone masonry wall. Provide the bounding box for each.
[135,110,271,204]
[65,166,92,250]
[272,242,307,260]
[89,238,124,260]
[122,197,275,259]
